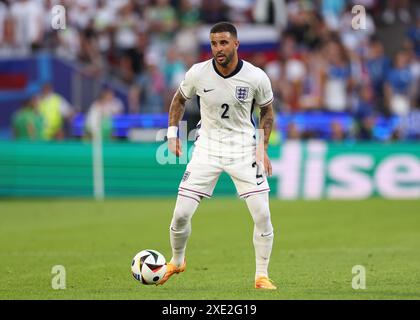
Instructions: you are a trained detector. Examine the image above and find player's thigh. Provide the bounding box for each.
[225,158,270,199]
[179,151,222,198]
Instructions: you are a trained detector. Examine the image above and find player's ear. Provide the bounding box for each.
[235,40,240,50]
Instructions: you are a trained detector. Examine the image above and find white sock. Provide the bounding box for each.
[169,193,200,267]
[245,193,274,279]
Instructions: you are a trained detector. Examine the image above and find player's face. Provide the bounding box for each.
[210,32,239,68]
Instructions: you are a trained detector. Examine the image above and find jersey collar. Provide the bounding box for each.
[212,59,243,79]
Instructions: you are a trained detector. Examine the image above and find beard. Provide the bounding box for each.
[215,51,234,67]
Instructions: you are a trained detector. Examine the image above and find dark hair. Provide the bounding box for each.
[210,22,237,38]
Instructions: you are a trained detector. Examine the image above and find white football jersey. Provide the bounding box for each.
[179,59,273,157]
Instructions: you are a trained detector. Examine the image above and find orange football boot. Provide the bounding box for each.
[255,276,277,290]
[157,260,186,285]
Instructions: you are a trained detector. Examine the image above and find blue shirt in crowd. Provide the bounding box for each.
[366,56,391,94]
[386,67,413,94]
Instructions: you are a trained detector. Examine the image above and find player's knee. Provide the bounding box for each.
[251,202,271,227]
[172,206,193,227]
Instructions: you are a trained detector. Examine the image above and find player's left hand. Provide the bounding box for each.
[168,137,183,157]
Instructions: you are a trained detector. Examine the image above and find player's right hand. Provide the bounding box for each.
[168,137,183,157]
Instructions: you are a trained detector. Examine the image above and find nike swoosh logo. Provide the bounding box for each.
[204,89,215,93]
[257,181,264,186]
[261,232,273,237]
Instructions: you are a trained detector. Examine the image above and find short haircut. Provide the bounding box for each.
[210,22,238,38]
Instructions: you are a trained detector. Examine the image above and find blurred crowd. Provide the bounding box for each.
[2,0,420,142]
[12,83,123,141]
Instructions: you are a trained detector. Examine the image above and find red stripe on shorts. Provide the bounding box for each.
[239,188,270,198]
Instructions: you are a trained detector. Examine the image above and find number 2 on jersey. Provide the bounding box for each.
[221,104,230,119]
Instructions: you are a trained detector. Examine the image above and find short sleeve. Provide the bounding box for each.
[255,70,274,107]
[179,66,197,100]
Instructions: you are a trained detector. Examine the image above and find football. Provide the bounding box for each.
[131,249,167,285]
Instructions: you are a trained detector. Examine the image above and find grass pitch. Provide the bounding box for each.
[0,198,419,300]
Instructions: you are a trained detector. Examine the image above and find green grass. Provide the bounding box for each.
[0,198,420,300]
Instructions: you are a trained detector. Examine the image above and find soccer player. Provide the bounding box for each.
[160,22,276,290]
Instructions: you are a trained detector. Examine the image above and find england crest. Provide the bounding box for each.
[236,86,249,102]
[182,171,190,182]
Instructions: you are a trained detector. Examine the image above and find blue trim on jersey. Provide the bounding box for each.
[251,99,256,128]
[196,95,201,110]
[195,96,202,142]
[212,59,244,79]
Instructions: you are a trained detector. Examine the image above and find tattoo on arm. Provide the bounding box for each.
[259,103,274,151]
[168,89,187,127]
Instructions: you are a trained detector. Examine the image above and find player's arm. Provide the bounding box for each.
[259,103,274,177]
[167,89,187,157]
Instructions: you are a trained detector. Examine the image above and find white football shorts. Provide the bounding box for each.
[178,148,270,199]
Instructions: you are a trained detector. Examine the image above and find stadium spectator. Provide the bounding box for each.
[12,95,44,141]
[285,1,321,48]
[130,51,166,114]
[399,104,420,140]
[68,0,95,31]
[177,0,201,28]
[223,0,255,24]
[321,0,346,31]
[85,87,123,140]
[406,14,420,57]
[298,50,323,110]
[354,85,376,141]
[404,38,420,106]
[264,59,282,112]
[110,1,143,83]
[54,6,81,61]
[321,38,352,112]
[384,50,415,116]
[0,0,8,52]
[145,0,178,57]
[253,0,288,30]
[173,0,200,57]
[199,0,229,24]
[276,33,303,112]
[382,0,412,25]
[115,30,148,86]
[163,46,187,113]
[41,0,61,51]
[366,38,391,114]
[0,1,18,58]
[38,83,73,140]
[0,0,5,23]
[94,0,117,37]
[78,19,105,77]
[9,0,44,54]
